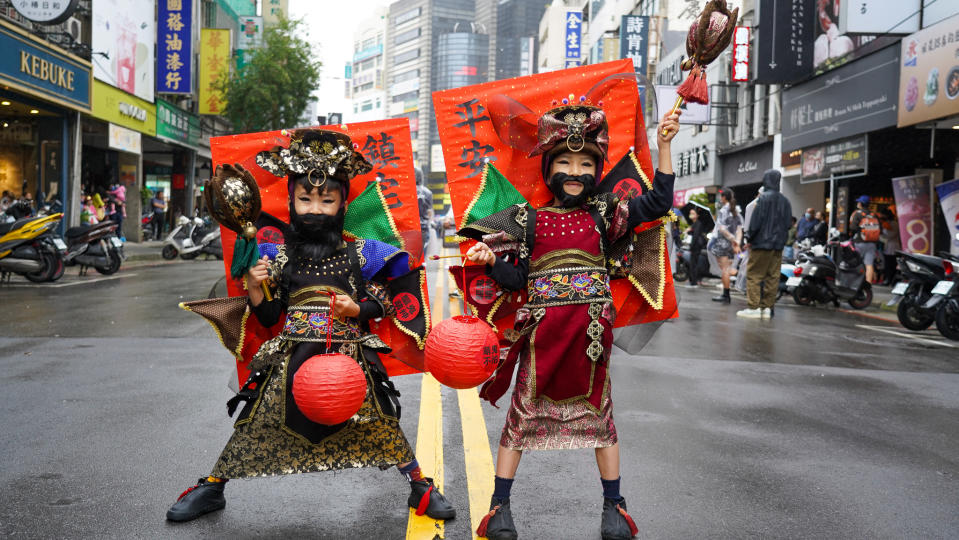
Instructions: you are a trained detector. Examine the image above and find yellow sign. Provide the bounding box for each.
[92,80,157,136]
[898,14,959,127]
[199,28,230,115]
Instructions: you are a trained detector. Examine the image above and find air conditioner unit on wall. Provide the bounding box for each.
[65,17,82,44]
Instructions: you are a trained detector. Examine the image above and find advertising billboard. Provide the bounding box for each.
[897,14,959,127]
[92,0,156,102]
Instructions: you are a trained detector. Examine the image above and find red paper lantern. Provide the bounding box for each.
[292,353,368,425]
[425,315,499,389]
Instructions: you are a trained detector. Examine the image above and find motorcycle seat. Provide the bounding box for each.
[906,253,945,267]
[0,218,31,236]
[65,226,89,238]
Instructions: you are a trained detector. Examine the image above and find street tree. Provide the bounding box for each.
[216,17,321,133]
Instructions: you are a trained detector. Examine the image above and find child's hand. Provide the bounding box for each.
[466,242,496,266]
[657,110,681,144]
[246,256,271,288]
[331,295,360,319]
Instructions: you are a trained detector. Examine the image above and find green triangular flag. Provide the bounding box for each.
[343,181,403,248]
[461,162,528,228]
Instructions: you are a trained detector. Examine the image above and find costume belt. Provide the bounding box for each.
[526,266,611,308]
[282,305,362,343]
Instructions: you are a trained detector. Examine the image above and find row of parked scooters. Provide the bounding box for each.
[0,200,124,283]
[887,251,959,341]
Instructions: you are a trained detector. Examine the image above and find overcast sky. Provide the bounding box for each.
[288,0,393,119]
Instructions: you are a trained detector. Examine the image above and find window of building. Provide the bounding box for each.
[358,82,374,93]
[361,100,374,112]
[394,7,421,26]
[393,69,419,84]
[393,48,420,65]
[362,37,376,50]
[392,91,418,103]
[394,27,421,46]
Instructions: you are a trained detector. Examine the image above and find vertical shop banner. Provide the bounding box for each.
[892,174,933,254]
[209,119,422,379]
[199,29,230,115]
[897,14,959,127]
[620,16,649,75]
[755,0,813,83]
[157,0,192,94]
[935,178,959,256]
[565,10,582,67]
[235,16,263,71]
[91,0,155,102]
[731,26,750,81]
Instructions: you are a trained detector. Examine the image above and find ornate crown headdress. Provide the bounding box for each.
[254,129,373,189]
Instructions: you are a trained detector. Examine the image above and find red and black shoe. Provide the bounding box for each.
[476,496,517,540]
[408,477,456,520]
[166,478,227,522]
[601,497,639,540]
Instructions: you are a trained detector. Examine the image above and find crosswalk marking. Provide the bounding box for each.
[855,324,958,348]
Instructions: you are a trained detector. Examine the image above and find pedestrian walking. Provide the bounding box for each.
[150,191,167,240]
[462,105,681,540]
[785,216,797,259]
[849,195,880,284]
[415,166,433,257]
[166,129,454,523]
[735,186,763,294]
[709,188,742,304]
[687,207,708,286]
[738,170,792,319]
[812,210,828,245]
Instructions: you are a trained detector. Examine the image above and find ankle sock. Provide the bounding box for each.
[493,476,514,500]
[601,476,622,501]
[398,460,425,482]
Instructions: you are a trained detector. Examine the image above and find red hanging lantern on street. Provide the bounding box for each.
[292,354,368,425]
[425,315,499,389]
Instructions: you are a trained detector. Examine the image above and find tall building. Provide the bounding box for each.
[348,9,388,123]
[494,0,547,79]
[385,0,475,174]
[537,0,587,73]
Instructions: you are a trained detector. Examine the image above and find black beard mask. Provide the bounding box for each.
[287,210,344,262]
[549,172,596,208]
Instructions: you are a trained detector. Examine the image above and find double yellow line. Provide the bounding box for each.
[406,253,496,539]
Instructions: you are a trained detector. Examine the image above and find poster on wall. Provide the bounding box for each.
[892,174,933,254]
[897,14,959,127]
[92,0,156,103]
[935,178,959,256]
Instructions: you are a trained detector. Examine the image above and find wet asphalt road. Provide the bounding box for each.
[0,261,957,539]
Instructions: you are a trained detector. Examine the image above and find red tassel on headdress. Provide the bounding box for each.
[475,505,500,537]
[415,484,434,516]
[677,64,709,105]
[617,504,640,536]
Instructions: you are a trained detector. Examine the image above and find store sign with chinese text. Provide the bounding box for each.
[157,0,192,95]
[199,28,230,115]
[12,0,79,24]
[799,135,866,183]
[675,145,709,178]
[731,26,750,81]
[565,10,582,65]
[157,98,200,147]
[782,44,898,152]
[619,15,649,74]
[897,14,959,127]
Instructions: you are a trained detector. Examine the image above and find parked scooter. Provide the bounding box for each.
[928,255,959,341]
[162,215,222,260]
[887,251,949,331]
[0,212,64,283]
[61,221,125,275]
[787,240,873,309]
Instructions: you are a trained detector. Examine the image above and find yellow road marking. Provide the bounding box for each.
[406,255,450,539]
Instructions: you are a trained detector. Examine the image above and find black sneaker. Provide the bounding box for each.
[601,497,638,540]
[166,478,226,522]
[712,295,731,303]
[409,477,456,520]
[477,496,517,540]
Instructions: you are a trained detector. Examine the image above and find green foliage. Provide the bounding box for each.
[140,186,154,207]
[688,192,711,208]
[216,16,321,133]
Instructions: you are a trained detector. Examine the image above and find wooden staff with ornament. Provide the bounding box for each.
[204,163,273,301]
[663,0,738,136]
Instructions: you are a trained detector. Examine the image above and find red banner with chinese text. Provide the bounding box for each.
[210,119,424,384]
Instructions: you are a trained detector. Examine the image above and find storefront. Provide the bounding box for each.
[719,141,774,207]
[84,79,156,240]
[0,19,91,226]
[155,98,200,221]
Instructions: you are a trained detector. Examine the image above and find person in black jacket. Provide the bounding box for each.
[738,169,792,319]
[687,207,708,286]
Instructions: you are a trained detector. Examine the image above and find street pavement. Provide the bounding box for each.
[0,258,957,539]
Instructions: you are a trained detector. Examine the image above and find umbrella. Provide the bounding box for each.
[681,201,715,231]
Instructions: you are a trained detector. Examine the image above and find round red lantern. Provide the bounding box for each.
[292,353,367,425]
[425,315,499,389]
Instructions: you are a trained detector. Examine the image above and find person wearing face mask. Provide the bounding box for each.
[166,130,454,524]
[460,103,679,540]
[796,208,819,243]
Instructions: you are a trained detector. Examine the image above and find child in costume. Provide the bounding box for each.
[166,129,455,524]
[462,107,680,540]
